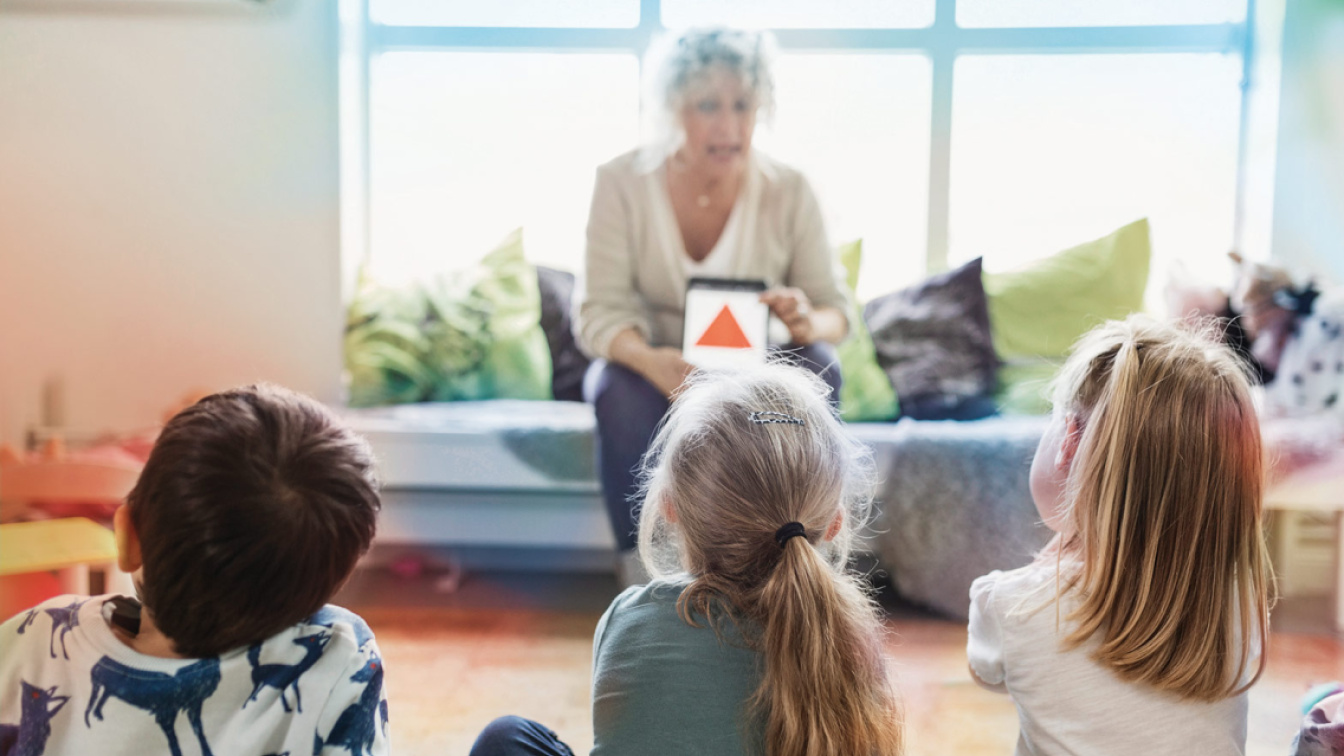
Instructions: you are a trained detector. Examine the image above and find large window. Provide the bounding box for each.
[343,0,1255,299]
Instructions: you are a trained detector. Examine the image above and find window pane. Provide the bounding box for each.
[372,0,638,28]
[755,54,932,299]
[949,54,1244,291]
[958,0,1245,28]
[664,0,933,29]
[369,53,639,281]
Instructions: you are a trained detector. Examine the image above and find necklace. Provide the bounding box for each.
[670,152,716,210]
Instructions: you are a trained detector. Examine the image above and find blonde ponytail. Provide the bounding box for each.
[1051,316,1272,702]
[638,365,904,755]
[750,536,903,756]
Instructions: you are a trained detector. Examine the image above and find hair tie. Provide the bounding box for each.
[774,522,808,548]
[749,411,805,426]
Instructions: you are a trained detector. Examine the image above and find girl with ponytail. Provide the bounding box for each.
[967,315,1272,756]
[470,363,903,756]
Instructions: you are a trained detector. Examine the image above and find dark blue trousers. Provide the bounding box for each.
[470,716,574,756]
[585,342,842,552]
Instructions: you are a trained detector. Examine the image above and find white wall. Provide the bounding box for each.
[1270,0,1344,282]
[0,0,342,445]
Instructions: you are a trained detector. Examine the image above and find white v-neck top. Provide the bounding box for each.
[575,148,850,360]
[647,162,751,280]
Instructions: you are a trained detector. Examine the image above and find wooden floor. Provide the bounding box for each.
[337,567,1343,756]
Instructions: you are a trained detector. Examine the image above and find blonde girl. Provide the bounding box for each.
[967,316,1272,756]
[472,363,903,756]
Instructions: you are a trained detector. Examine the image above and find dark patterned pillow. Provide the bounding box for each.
[536,266,592,402]
[863,257,999,421]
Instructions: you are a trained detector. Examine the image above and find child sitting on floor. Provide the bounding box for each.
[472,364,904,756]
[968,316,1273,756]
[0,384,388,756]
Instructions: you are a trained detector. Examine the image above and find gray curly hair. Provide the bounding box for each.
[639,27,779,168]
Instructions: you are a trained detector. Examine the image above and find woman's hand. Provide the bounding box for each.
[608,329,695,399]
[639,347,696,399]
[760,287,817,346]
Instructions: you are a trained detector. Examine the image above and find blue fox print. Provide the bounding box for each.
[307,607,375,649]
[320,656,384,756]
[15,611,37,636]
[41,600,87,660]
[85,656,220,756]
[0,681,69,756]
[245,632,331,714]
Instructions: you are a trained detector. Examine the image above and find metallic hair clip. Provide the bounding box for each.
[748,411,805,426]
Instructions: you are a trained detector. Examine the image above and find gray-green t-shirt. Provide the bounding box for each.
[591,580,765,755]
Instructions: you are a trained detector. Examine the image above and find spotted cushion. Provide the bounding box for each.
[1267,289,1344,418]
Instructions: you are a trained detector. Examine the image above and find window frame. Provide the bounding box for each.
[341,0,1256,280]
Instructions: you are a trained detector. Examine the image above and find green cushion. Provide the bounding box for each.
[835,239,900,422]
[992,362,1059,417]
[345,229,553,407]
[984,218,1151,414]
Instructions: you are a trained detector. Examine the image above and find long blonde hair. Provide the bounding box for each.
[1049,316,1272,702]
[637,364,903,756]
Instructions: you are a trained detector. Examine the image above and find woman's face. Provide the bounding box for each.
[677,67,757,179]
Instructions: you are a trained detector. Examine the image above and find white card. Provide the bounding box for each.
[682,285,769,370]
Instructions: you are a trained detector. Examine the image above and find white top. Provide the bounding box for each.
[0,594,389,756]
[968,565,1253,756]
[575,148,849,360]
[647,163,748,280]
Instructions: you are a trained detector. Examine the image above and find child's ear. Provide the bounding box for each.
[113,504,142,574]
[662,496,678,524]
[823,509,844,541]
[1057,414,1083,470]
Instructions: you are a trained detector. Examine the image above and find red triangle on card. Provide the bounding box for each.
[696,305,753,349]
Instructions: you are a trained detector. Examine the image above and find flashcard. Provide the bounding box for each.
[682,278,769,370]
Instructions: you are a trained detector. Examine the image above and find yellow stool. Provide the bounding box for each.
[0,518,119,594]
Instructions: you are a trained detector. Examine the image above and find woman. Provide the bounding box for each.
[576,28,851,583]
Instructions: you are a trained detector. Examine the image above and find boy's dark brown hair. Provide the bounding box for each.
[127,383,380,657]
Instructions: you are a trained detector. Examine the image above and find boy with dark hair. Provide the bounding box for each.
[0,384,388,756]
